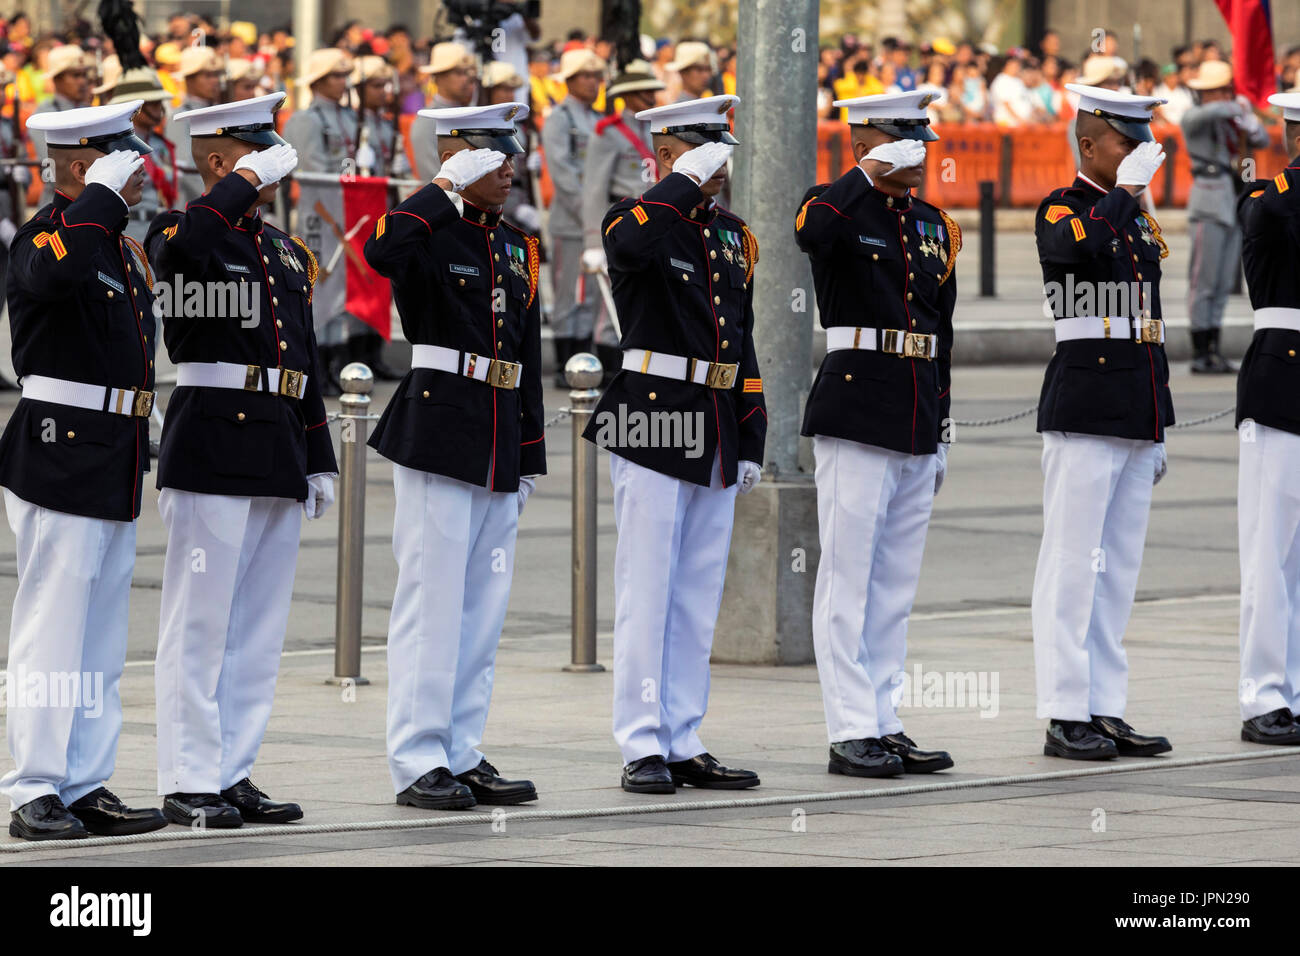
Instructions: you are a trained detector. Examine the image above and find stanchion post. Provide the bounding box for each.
[979,180,996,298]
[564,352,605,672]
[328,362,373,685]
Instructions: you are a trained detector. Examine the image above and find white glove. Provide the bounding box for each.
[581,248,607,273]
[233,143,299,188]
[738,460,761,495]
[673,141,733,185]
[934,442,948,494]
[513,202,542,234]
[84,149,144,196]
[0,218,15,247]
[303,473,336,520]
[863,139,927,176]
[438,147,506,191]
[1115,141,1167,189]
[1153,442,1167,485]
[517,475,536,514]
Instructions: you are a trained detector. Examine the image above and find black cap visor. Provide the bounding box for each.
[1095,110,1156,143]
[456,128,525,154]
[51,128,153,155]
[853,118,939,142]
[662,122,738,145]
[193,122,289,147]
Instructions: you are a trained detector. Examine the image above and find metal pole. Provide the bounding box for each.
[292,0,321,110]
[564,352,604,672]
[328,362,373,685]
[979,180,996,298]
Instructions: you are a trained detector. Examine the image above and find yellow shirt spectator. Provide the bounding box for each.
[833,68,884,121]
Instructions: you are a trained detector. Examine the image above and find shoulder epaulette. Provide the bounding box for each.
[939,210,961,284]
[740,224,759,284]
[290,235,319,301]
[121,235,154,290]
[524,234,540,308]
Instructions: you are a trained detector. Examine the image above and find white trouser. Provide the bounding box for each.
[609,452,738,765]
[154,489,302,794]
[810,437,937,742]
[1032,431,1156,721]
[1238,423,1300,720]
[386,464,519,793]
[0,490,136,810]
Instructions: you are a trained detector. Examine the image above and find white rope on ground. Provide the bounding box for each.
[2,748,1295,855]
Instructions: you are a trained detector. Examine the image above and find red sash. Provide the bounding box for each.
[143,134,178,208]
[596,114,656,175]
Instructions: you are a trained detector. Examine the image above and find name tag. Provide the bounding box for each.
[858,235,886,248]
[224,262,251,274]
[669,258,695,273]
[449,263,480,277]
[97,272,125,294]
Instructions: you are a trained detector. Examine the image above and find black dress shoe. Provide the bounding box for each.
[621,755,675,794]
[667,752,760,789]
[1242,708,1300,745]
[67,788,167,836]
[220,778,304,824]
[454,759,538,805]
[1044,719,1118,760]
[162,792,245,828]
[9,795,88,841]
[396,768,476,810]
[880,732,955,773]
[1090,715,1172,757]
[828,738,905,778]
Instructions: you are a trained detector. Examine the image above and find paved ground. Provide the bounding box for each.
[3,351,1295,866]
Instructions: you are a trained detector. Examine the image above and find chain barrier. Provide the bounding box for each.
[953,404,1236,429]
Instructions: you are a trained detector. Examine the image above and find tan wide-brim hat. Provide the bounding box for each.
[153,42,182,68]
[178,45,223,78]
[352,54,394,84]
[606,59,665,98]
[666,40,715,73]
[46,44,89,79]
[1187,59,1233,90]
[92,54,121,95]
[1080,54,1126,86]
[227,57,264,84]
[420,41,475,75]
[555,48,606,80]
[299,48,353,87]
[229,21,258,47]
[108,66,173,104]
[481,59,524,89]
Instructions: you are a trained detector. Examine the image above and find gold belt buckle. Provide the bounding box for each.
[131,388,154,417]
[277,368,305,398]
[881,328,902,355]
[1139,319,1163,344]
[903,332,934,360]
[486,358,520,389]
[705,362,738,389]
[243,364,262,390]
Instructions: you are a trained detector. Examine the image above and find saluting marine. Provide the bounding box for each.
[147,92,338,829]
[164,45,223,207]
[364,102,547,812]
[795,91,958,779]
[580,60,664,377]
[104,68,178,243]
[583,95,767,795]
[1031,84,1175,761]
[1234,92,1300,746]
[0,102,165,840]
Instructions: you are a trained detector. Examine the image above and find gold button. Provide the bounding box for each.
[1290,350,1297,358]
[718,317,726,326]
[1137,272,1143,280]
[268,277,275,285]
[908,273,914,280]
[496,274,502,282]
[489,232,495,239]
[107,290,114,299]
[256,236,261,243]
[872,253,879,261]
[497,318,504,327]
[1132,254,1138,261]
[710,250,717,259]
[236,413,245,421]
[149,360,153,367]
[903,236,909,244]
[906,292,913,300]
[127,263,131,271]
[66,430,75,438]
[280,341,287,351]
[713,272,720,281]
[263,256,270,264]
[272,297,279,305]
[132,287,137,295]
[276,319,283,328]
[498,340,503,348]
[681,273,689,281]
[648,391,656,400]
[844,374,852,382]
[1098,356,1106,365]
[713,295,721,305]
[458,278,466,286]
[423,390,430,398]
[743,283,747,290]
[1127,234,1134,242]
[906,253,912,261]
[494,253,500,261]
[703,228,710,237]
[721,339,730,348]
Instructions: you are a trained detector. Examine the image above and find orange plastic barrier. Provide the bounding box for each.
[924,123,1003,207]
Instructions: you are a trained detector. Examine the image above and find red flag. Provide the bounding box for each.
[1215,0,1276,109]
[342,176,393,340]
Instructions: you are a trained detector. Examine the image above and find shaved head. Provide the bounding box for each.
[52,146,101,194]
[1074,110,1111,145]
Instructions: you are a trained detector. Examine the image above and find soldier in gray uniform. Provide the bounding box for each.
[581,60,664,376]
[541,49,605,383]
[31,46,91,206]
[353,56,410,180]
[1182,60,1269,373]
[282,48,359,394]
[164,46,223,208]
[105,70,178,243]
[411,42,478,183]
